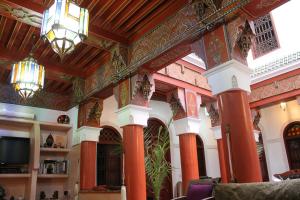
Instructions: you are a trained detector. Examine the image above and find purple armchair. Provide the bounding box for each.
[172,179,215,200]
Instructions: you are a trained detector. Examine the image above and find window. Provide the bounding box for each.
[97,127,122,186]
[284,122,300,169]
[252,14,279,58]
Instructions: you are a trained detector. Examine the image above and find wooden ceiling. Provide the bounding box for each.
[0,0,188,97]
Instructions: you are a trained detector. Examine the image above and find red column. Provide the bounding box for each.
[123,125,147,200]
[179,133,199,194]
[218,90,262,182]
[80,141,97,190]
[216,139,230,183]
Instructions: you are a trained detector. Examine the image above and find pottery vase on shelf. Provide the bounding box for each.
[57,115,70,124]
[46,134,54,147]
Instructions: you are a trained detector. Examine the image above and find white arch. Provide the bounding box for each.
[100,121,123,137]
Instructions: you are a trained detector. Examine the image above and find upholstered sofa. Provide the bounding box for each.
[173,179,300,200]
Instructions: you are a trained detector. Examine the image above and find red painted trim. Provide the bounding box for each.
[250,89,300,109]
[153,73,213,98]
[251,68,300,89]
[176,59,206,74]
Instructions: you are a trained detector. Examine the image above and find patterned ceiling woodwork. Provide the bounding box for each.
[192,0,223,21]
[0,0,289,110]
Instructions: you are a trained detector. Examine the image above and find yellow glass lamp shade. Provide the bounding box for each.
[11,56,45,99]
[40,0,89,58]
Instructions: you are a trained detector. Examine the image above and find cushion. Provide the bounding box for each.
[187,184,213,200]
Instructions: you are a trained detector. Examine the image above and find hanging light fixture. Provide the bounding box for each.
[11,54,45,99]
[40,0,89,58]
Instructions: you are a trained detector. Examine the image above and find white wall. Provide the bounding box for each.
[259,99,300,180]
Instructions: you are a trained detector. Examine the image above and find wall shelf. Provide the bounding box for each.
[40,148,70,153]
[39,121,72,132]
[0,173,31,178]
[37,174,68,179]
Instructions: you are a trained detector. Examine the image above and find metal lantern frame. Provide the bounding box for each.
[41,0,89,58]
[11,55,45,99]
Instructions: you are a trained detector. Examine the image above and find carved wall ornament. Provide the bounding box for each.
[0,2,42,27]
[253,110,261,131]
[192,0,223,21]
[111,45,128,81]
[169,94,185,116]
[231,75,238,88]
[72,77,85,103]
[87,101,103,123]
[131,73,155,101]
[236,20,255,58]
[208,104,220,127]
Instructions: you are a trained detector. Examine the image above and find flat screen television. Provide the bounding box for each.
[0,136,30,165]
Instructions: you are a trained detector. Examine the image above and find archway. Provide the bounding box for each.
[144,118,173,200]
[196,135,207,177]
[97,126,122,187]
[284,121,300,169]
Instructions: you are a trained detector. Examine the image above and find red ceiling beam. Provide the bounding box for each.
[153,73,213,98]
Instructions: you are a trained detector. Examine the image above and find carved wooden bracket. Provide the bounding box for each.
[236,20,255,58]
[207,103,220,127]
[78,98,103,128]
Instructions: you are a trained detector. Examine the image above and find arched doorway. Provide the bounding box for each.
[97,126,122,187]
[284,121,300,169]
[196,135,207,177]
[144,118,173,200]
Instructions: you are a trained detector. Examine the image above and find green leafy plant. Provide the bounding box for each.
[144,119,172,200]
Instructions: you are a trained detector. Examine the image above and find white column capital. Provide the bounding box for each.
[211,125,222,140]
[173,117,201,136]
[116,104,151,127]
[77,126,102,142]
[203,59,252,95]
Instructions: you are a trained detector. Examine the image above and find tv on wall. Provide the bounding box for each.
[0,136,30,165]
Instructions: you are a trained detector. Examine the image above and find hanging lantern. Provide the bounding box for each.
[11,55,45,99]
[40,0,89,58]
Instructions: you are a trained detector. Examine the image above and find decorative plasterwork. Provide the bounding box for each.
[0,2,42,27]
[251,51,300,80]
[204,59,252,95]
[250,74,300,103]
[116,104,151,127]
[87,101,103,125]
[173,117,201,136]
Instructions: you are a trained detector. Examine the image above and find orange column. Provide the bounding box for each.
[216,139,230,183]
[80,141,97,190]
[217,90,262,182]
[179,133,199,194]
[123,125,147,200]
